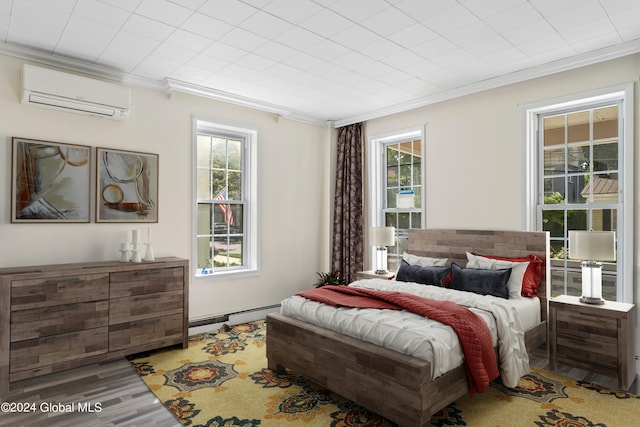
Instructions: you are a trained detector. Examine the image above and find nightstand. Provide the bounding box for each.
[355,270,395,280]
[549,295,636,390]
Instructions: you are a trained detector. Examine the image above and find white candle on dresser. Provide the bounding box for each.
[132,229,139,244]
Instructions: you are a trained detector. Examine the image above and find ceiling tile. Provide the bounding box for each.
[169,63,212,83]
[359,6,415,37]
[386,24,438,49]
[483,2,542,33]
[423,3,479,35]
[121,14,174,41]
[96,0,143,13]
[273,26,326,50]
[198,0,258,25]
[545,1,607,31]
[234,52,278,71]
[253,40,297,61]
[263,0,324,24]
[187,53,230,72]
[202,41,247,61]
[299,8,353,37]
[167,0,207,10]
[74,0,131,29]
[330,25,380,50]
[325,0,390,21]
[219,27,269,51]
[180,13,234,40]
[153,41,200,63]
[392,0,458,22]
[134,0,194,26]
[164,28,213,52]
[460,0,528,19]
[239,10,294,39]
[500,19,556,47]
[307,39,350,61]
[133,54,183,79]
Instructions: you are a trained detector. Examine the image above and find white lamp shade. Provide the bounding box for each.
[370,227,395,246]
[568,231,616,261]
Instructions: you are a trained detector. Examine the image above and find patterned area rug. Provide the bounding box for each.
[129,320,639,426]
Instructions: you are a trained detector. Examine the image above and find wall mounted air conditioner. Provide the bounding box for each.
[22,64,130,120]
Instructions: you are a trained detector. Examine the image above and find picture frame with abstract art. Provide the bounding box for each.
[96,147,158,223]
[11,137,91,223]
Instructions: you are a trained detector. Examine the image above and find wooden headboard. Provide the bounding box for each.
[407,229,550,322]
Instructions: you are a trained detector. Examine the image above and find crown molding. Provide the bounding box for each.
[2,38,639,129]
[163,78,325,126]
[332,39,640,128]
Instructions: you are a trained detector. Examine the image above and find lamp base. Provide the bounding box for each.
[579,296,605,305]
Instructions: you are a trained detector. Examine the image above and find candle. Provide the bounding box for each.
[120,242,129,250]
[147,226,151,243]
[132,229,138,243]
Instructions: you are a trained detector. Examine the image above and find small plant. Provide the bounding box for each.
[314,271,346,287]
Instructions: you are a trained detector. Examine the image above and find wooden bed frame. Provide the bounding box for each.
[266,229,550,427]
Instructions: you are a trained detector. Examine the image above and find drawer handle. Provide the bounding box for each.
[43,333,78,343]
[45,277,80,284]
[567,314,606,324]
[138,318,162,326]
[44,306,75,313]
[134,270,162,276]
[135,294,161,301]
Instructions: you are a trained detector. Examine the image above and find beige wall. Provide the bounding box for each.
[365,53,640,368]
[366,53,639,231]
[0,54,332,321]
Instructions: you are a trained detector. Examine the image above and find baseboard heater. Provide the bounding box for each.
[188,304,281,328]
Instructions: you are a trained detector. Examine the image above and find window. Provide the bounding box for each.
[194,119,258,278]
[368,128,424,271]
[524,85,633,302]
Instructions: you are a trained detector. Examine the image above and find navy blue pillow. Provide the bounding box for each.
[449,262,511,299]
[396,260,450,287]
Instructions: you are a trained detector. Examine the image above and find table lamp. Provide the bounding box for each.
[370,226,395,274]
[568,230,616,304]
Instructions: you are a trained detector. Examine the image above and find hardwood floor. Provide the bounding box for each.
[1,344,636,426]
[0,358,180,427]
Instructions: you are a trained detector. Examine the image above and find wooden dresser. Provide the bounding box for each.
[549,294,636,390]
[0,257,189,394]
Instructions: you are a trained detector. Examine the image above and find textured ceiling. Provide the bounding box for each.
[1,0,639,126]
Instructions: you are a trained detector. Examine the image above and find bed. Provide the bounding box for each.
[266,229,550,426]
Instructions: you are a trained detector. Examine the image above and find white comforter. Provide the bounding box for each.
[280,278,531,387]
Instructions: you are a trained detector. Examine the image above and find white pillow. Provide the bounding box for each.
[466,252,529,300]
[402,252,448,267]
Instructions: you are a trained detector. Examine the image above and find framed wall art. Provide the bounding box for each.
[11,137,91,223]
[96,147,159,223]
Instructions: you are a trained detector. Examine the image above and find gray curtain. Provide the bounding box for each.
[331,122,364,283]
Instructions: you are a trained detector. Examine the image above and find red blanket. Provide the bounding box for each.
[296,285,499,395]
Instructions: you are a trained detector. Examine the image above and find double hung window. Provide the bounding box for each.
[194,119,257,277]
[369,128,424,271]
[526,86,633,302]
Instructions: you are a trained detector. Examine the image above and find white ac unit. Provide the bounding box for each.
[22,64,130,120]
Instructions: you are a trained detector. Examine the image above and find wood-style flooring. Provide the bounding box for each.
[1,344,636,427]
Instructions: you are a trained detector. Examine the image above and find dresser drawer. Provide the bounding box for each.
[109,313,184,351]
[110,267,183,298]
[555,310,617,341]
[10,327,108,373]
[109,290,183,324]
[11,273,109,310]
[10,301,109,342]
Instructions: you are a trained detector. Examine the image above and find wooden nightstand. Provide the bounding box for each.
[549,295,636,390]
[355,270,395,280]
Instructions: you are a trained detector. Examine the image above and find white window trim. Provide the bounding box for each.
[521,83,634,302]
[367,126,425,266]
[192,117,260,281]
